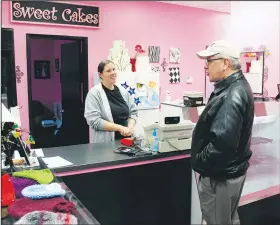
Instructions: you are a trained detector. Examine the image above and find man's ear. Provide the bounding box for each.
[224,58,231,69]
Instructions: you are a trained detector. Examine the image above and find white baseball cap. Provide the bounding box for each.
[196,40,241,59]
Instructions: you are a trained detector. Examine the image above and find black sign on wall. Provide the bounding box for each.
[11,1,100,28]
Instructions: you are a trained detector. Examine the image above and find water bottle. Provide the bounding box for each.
[152,128,159,154]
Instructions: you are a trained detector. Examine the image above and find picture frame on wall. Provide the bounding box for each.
[276,84,280,100]
[55,58,59,72]
[34,60,50,79]
[169,47,181,63]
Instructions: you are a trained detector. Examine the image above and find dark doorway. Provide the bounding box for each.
[1,28,17,109]
[26,34,89,148]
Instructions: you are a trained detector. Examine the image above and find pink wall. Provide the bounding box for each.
[161,1,231,13]
[2,1,230,137]
[30,39,73,110]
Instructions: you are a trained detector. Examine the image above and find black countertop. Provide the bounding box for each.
[42,141,191,174]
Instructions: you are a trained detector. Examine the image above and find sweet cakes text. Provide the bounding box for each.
[11,1,100,28]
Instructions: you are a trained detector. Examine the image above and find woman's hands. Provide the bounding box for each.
[118,126,133,137]
[103,122,134,137]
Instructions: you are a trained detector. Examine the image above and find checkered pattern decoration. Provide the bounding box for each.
[169,67,180,84]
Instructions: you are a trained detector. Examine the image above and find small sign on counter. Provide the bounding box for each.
[42,156,73,169]
[30,148,44,158]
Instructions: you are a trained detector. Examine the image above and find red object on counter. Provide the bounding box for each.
[1,174,16,206]
[120,138,134,146]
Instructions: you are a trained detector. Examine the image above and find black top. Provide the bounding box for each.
[102,84,129,139]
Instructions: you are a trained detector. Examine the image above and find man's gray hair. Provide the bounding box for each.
[215,53,242,70]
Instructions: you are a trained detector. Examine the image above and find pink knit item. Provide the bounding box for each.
[8,197,75,219]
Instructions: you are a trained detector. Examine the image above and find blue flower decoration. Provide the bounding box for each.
[121,81,129,89]
[128,87,135,96]
[134,97,141,106]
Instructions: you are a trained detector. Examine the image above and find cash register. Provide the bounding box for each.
[143,117,195,153]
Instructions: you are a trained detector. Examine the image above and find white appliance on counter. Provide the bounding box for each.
[161,91,205,123]
[183,91,205,107]
[143,120,195,153]
[161,100,205,123]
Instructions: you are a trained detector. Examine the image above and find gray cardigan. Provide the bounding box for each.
[84,83,138,143]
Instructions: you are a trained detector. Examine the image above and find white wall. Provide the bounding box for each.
[230,1,280,97]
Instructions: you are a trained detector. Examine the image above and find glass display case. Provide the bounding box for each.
[163,100,280,224]
[240,102,280,204]
[1,159,100,225]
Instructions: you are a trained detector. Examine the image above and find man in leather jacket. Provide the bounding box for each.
[192,40,254,225]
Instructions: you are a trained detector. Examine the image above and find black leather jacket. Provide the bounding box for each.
[191,71,254,179]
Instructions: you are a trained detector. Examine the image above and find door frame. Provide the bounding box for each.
[1,28,18,108]
[26,33,89,142]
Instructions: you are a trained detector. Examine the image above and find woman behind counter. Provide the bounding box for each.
[84,60,138,143]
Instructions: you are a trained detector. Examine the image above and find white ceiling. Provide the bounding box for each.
[158,1,231,13]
